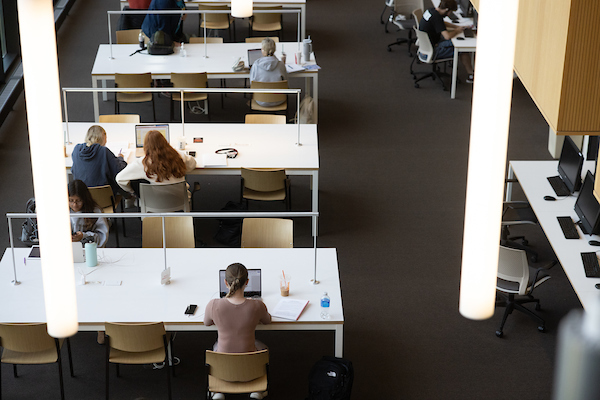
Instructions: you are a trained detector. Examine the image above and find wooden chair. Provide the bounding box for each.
[245,36,279,43]
[170,72,209,121]
[241,218,293,248]
[245,114,286,124]
[142,216,195,248]
[241,167,290,210]
[114,73,155,121]
[250,6,283,39]
[205,350,269,399]
[116,29,147,44]
[139,182,190,213]
[104,322,171,400]
[88,185,125,247]
[250,80,288,113]
[199,5,235,41]
[99,114,141,123]
[189,36,224,43]
[0,323,74,400]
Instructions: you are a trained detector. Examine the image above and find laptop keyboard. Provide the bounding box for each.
[547,176,571,197]
[463,28,475,38]
[557,216,580,239]
[581,252,600,277]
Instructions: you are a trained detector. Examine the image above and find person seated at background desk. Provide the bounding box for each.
[420,0,475,83]
[250,38,288,107]
[204,263,271,400]
[71,125,128,198]
[115,130,196,196]
[118,0,151,31]
[142,0,186,43]
[69,180,109,248]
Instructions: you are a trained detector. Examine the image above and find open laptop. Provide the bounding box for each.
[28,243,85,263]
[219,269,262,298]
[134,124,170,157]
[247,49,262,68]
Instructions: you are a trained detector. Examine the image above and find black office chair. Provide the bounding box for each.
[495,245,556,338]
[386,1,420,55]
[501,198,539,262]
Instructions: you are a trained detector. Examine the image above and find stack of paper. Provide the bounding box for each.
[271,298,309,320]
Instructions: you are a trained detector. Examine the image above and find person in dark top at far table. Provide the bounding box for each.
[419,0,475,83]
[141,0,186,43]
[117,0,152,31]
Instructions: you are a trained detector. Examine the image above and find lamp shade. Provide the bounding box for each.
[459,0,520,320]
[17,0,78,338]
[232,0,253,18]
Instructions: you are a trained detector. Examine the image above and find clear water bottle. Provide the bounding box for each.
[180,42,186,57]
[138,30,145,49]
[320,292,330,319]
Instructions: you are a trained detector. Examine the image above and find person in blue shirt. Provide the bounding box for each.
[142,0,186,43]
[419,0,474,82]
[71,125,127,197]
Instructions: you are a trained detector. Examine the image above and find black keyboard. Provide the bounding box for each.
[547,176,570,197]
[464,28,475,38]
[581,252,600,277]
[557,216,580,239]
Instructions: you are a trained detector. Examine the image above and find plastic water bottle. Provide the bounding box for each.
[138,30,145,49]
[180,42,186,57]
[320,292,330,319]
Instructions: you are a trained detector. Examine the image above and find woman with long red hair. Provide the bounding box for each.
[116,130,196,195]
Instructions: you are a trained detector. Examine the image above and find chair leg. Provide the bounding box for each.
[12,365,17,378]
[170,98,174,121]
[105,337,110,400]
[380,4,388,24]
[113,217,120,248]
[55,340,65,400]
[66,338,74,377]
[116,364,120,378]
[151,95,156,121]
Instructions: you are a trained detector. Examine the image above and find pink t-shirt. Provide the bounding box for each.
[204,298,271,353]
[128,0,152,9]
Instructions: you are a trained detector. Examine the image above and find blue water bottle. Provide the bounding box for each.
[320,292,330,319]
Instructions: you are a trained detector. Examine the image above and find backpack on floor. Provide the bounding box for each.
[306,356,354,400]
[213,201,246,247]
[20,198,38,246]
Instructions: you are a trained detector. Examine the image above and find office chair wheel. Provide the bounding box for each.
[414,83,420,88]
[538,325,546,333]
[495,330,503,338]
[387,46,392,52]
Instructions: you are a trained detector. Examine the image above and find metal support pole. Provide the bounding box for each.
[7,217,20,285]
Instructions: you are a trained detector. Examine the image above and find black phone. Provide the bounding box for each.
[185,304,198,315]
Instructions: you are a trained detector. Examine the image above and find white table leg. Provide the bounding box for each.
[312,74,318,123]
[102,79,108,102]
[92,77,100,122]
[451,48,459,99]
[335,325,343,357]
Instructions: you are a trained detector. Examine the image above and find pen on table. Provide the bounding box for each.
[23,257,26,266]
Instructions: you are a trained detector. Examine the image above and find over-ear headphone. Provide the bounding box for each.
[216,148,238,159]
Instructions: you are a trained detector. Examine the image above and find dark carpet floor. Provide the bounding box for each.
[0,0,581,399]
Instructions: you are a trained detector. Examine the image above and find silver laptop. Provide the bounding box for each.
[247,49,262,68]
[28,243,85,263]
[134,124,170,157]
[219,269,262,298]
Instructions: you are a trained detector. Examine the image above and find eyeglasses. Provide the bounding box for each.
[69,199,83,205]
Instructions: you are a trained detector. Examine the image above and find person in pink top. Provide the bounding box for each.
[204,263,271,399]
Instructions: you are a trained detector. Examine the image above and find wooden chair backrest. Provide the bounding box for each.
[142,216,195,248]
[206,350,269,382]
[245,114,286,124]
[116,29,145,44]
[139,182,188,213]
[105,322,166,353]
[241,168,286,192]
[252,6,282,24]
[251,80,288,104]
[170,72,208,89]
[99,114,141,123]
[200,5,230,24]
[115,73,153,90]
[88,185,116,213]
[241,218,293,248]
[245,37,279,43]
[189,37,224,43]
[0,323,56,354]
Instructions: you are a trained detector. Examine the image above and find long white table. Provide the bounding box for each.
[0,247,344,356]
[119,0,308,40]
[91,43,319,121]
[64,122,319,232]
[450,34,476,99]
[508,160,600,309]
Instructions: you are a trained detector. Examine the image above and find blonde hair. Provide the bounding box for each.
[225,263,248,298]
[85,125,107,146]
[261,38,276,56]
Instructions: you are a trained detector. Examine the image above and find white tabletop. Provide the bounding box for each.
[509,160,600,309]
[64,122,319,172]
[92,43,316,77]
[0,247,343,330]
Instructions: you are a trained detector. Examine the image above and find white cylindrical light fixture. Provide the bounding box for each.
[232,0,253,18]
[459,0,520,320]
[17,0,78,337]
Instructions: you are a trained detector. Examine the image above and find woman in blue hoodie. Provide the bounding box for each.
[71,125,127,196]
[249,37,288,107]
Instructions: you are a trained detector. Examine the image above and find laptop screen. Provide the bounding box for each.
[135,124,170,149]
[247,49,262,68]
[219,269,262,298]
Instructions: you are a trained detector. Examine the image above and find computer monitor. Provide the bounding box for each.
[458,0,473,17]
[558,136,584,194]
[574,171,600,235]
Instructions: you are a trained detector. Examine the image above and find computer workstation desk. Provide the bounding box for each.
[64,122,320,233]
[508,160,600,309]
[0,247,344,357]
[91,43,319,121]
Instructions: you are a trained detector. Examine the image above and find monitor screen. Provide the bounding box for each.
[574,171,600,235]
[558,136,584,194]
[219,269,261,297]
[135,124,170,149]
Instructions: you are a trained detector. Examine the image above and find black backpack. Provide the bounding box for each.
[213,201,247,247]
[306,356,354,400]
[148,30,174,55]
[20,198,38,246]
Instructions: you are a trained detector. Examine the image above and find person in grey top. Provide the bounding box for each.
[249,37,288,107]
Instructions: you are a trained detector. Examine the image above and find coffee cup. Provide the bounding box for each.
[280,274,290,296]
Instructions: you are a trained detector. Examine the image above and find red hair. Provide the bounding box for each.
[142,130,187,182]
